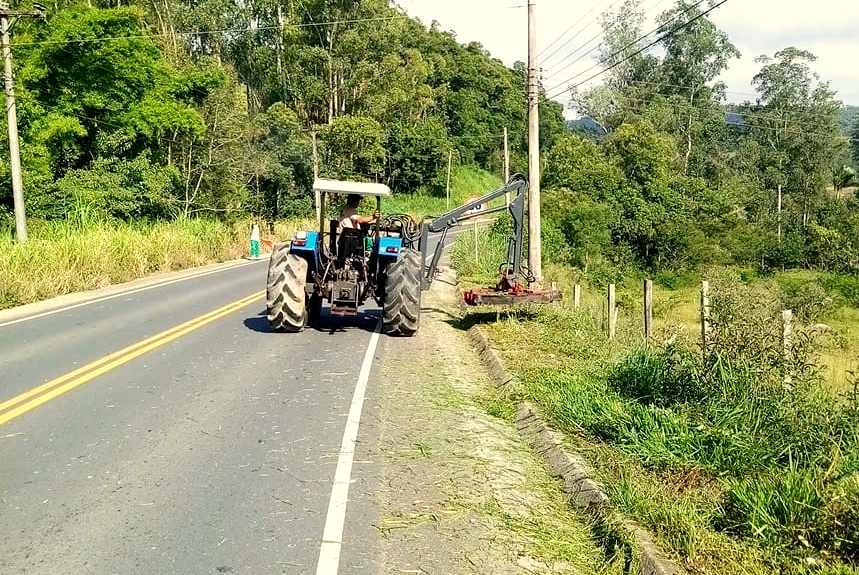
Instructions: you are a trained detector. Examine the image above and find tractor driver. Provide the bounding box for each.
[339,194,379,233]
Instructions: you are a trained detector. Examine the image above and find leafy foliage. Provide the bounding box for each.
[1,0,566,228]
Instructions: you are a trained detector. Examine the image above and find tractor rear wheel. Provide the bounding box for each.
[266,245,308,332]
[382,248,421,336]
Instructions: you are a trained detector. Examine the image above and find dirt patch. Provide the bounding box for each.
[374,268,614,575]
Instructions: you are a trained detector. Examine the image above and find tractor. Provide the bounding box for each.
[265,179,423,335]
[265,175,560,336]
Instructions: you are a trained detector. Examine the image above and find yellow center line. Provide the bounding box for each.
[0,291,265,425]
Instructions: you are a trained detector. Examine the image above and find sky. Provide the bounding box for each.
[400,0,859,114]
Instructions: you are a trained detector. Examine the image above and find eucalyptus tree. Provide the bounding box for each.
[852,113,859,168]
[747,47,845,242]
[570,0,659,131]
[653,0,739,177]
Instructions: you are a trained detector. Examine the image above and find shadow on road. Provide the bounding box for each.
[243,309,380,335]
[444,308,541,331]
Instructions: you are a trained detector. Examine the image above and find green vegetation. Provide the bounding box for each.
[458,270,859,573]
[0,217,250,309]
[3,0,859,569]
[0,0,564,229]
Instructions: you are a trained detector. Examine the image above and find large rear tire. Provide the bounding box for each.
[382,248,422,336]
[266,246,308,332]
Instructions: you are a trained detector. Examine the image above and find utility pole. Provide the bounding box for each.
[503,127,510,205]
[1,1,44,244]
[527,0,542,282]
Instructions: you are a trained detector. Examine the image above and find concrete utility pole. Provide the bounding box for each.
[527,0,542,281]
[1,1,44,244]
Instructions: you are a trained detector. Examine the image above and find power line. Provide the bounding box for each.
[537,0,614,64]
[545,0,729,101]
[539,0,670,81]
[621,78,759,100]
[543,0,707,93]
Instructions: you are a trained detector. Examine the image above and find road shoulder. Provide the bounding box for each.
[371,267,613,574]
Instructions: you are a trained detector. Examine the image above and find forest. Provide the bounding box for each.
[0,0,858,279]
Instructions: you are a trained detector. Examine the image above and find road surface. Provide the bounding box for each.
[0,224,475,575]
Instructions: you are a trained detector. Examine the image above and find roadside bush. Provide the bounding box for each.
[782,281,835,322]
[608,345,700,407]
[721,466,824,545]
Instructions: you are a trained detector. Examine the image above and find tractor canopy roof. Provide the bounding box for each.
[313,179,391,197]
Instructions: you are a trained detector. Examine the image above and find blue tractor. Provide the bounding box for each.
[266,175,559,335]
[265,179,422,335]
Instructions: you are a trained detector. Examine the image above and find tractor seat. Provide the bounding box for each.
[337,227,366,260]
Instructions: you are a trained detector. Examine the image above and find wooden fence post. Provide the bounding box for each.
[644,279,653,340]
[701,281,711,355]
[574,284,581,310]
[608,283,617,340]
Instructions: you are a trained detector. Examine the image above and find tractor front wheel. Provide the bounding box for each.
[266,246,308,332]
[382,248,421,336]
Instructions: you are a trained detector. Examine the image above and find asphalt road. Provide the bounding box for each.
[0,223,476,575]
[0,256,389,575]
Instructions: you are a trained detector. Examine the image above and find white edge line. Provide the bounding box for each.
[315,321,383,575]
[0,260,264,329]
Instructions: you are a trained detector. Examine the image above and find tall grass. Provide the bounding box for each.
[0,217,253,310]
[469,267,859,574]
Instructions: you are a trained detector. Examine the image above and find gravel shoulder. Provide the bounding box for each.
[371,267,615,575]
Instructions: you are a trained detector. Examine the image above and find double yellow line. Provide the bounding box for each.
[0,291,265,425]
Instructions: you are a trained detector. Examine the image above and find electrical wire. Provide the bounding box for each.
[539,0,670,83]
[543,0,708,93]
[537,0,615,64]
[545,0,730,101]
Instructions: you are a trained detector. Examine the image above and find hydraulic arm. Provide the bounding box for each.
[420,174,527,289]
[418,175,561,306]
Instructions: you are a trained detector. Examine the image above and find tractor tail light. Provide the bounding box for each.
[293,239,307,247]
[385,246,399,253]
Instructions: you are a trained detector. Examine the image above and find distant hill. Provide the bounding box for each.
[840,105,859,135]
[569,108,854,138]
[568,113,745,137]
[567,117,606,140]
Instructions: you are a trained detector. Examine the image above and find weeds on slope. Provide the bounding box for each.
[474,272,859,574]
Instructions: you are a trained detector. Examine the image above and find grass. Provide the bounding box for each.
[449,230,859,573]
[377,301,619,575]
[0,216,315,311]
[475,302,859,574]
[385,165,503,219]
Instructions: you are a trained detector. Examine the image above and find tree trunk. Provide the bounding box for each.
[777,183,782,244]
[276,5,286,101]
[684,90,695,175]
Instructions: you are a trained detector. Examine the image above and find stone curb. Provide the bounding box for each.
[467,325,684,575]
